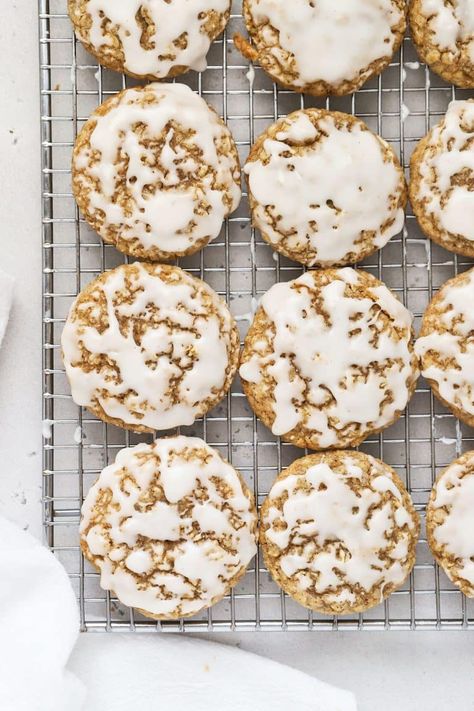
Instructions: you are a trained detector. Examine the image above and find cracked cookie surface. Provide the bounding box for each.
[80,436,258,619]
[239,268,419,450]
[415,267,474,427]
[427,451,474,598]
[245,109,406,267]
[68,0,231,80]
[235,0,406,96]
[72,83,241,261]
[61,262,239,432]
[410,0,474,87]
[410,100,474,257]
[260,450,419,615]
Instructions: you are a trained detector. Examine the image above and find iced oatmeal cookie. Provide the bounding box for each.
[61,262,239,432]
[68,0,231,80]
[427,451,474,597]
[410,100,474,257]
[415,268,474,427]
[239,268,419,450]
[80,436,258,619]
[410,0,474,87]
[234,0,407,96]
[72,83,241,261]
[245,109,406,267]
[260,450,419,615]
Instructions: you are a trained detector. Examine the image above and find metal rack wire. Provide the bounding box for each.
[40,0,474,631]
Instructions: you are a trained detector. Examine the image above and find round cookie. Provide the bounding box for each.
[72,83,241,262]
[260,451,419,615]
[410,100,474,257]
[426,451,474,597]
[80,436,258,619]
[410,0,474,87]
[239,267,419,450]
[244,109,407,268]
[234,0,406,96]
[68,0,231,81]
[415,268,474,427]
[61,262,239,433]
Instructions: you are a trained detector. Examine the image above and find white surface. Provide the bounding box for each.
[1,2,474,710]
[0,516,85,711]
[0,0,43,538]
[71,634,356,711]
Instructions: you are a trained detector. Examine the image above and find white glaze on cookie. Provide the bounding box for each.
[80,436,257,617]
[246,0,404,86]
[62,263,236,430]
[80,0,230,77]
[73,83,241,257]
[263,457,416,604]
[429,454,474,587]
[420,0,474,63]
[415,269,474,417]
[240,268,416,448]
[245,111,405,266]
[415,100,474,242]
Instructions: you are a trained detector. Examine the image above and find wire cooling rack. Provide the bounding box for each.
[40,0,474,631]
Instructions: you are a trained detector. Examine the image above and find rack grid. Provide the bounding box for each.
[40,0,474,631]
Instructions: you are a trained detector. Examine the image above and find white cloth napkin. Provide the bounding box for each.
[0,268,14,347]
[0,514,356,711]
[0,516,86,711]
[71,633,357,711]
